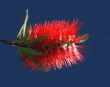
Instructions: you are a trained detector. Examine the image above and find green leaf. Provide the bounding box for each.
[17,46,44,56]
[22,25,32,41]
[22,34,49,45]
[27,55,47,71]
[17,9,29,39]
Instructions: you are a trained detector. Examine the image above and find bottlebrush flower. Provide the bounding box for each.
[0,10,89,72]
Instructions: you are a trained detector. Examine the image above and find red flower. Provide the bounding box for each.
[0,10,89,72]
[21,19,89,72]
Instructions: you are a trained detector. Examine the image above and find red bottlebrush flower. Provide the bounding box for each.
[0,10,89,72]
[24,20,86,71]
[21,19,89,71]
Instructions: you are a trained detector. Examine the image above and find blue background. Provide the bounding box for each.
[0,0,109,87]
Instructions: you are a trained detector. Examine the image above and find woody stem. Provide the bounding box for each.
[0,40,15,45]
[0,39,27,47]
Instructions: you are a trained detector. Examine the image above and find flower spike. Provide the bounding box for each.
[0,10,89,72]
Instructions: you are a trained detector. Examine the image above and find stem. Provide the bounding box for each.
[0,39,27,47]
[0,40,14,45]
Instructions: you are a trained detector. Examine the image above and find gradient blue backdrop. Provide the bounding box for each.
[0,0,109,87]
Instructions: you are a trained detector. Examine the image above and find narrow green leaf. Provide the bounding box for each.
[22,25,32,41]
[22,34,49,45]
[17,46,44,56]
[17,9,29,39]
[28,55,47,71]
